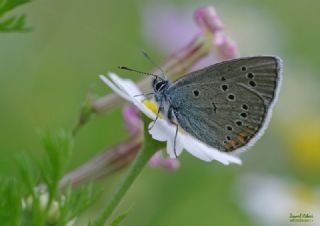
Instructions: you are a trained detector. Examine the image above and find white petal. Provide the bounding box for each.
[148,120,168,141]
[166,133,183,158]
[109,73,143,100]
[182,133,242,165]
[149,119,183,158]
[99,75,131,102]
[108,72,157,120]
[149,116,241,164]
[180,135,213,161]
[133,100,157,120]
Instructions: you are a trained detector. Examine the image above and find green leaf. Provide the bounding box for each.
[0,178,23,226]
[34,130,73,219]
[1,129,101,226]
[16,153,39,195]
[59,182,100,225]
[0,0,32,16]
[0,0,32,32]
[109,209,130,226]
[72,90,96,135]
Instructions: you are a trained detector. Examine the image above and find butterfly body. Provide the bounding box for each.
[152,56,282,153]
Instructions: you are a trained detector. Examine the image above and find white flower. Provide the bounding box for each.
[22,192,76,226]
[237,174,320,226]
[100,73,241,165]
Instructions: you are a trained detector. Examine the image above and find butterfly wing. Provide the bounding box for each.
[166,56,282,153]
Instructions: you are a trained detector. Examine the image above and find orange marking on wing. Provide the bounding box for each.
[237,132,248,143]
[224,143,231,150]
[229,140,237,147]
[224,139,237,152]
[224,132,249,151]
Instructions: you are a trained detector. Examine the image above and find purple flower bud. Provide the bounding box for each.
[123,105,142,135]
[149,152,180,171]
[161,158,180,171]
[218,36,238,59]
[148,152,162,167]
[213,30,225,46]
[194,6,224,32]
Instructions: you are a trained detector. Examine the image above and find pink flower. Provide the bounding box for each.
[123,105,142,135]
[194,6,224,32]
[142,4,238,71]
[148,152,180,171]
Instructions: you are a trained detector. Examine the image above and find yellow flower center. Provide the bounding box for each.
[142,100,186,134]
[143,100,159,115]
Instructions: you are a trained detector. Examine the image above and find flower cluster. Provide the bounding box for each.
[142,4,238,73]
[194,6,237,59]
[22,193,76,226]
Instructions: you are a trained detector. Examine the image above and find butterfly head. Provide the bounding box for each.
[152,77,169,94]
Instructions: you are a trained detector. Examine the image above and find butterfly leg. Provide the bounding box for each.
[134,92,155,98]
[148,100,163,131]
[166,106,179,158]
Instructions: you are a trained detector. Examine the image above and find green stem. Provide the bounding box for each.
[94,115,164,226]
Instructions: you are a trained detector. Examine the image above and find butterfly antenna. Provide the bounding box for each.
[141,50,167,79]
[118,66,161,80]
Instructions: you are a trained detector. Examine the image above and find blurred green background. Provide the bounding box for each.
[1,0,320,225]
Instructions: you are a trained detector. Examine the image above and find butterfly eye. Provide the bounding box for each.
[155,82,162,90]
[155,81,167,91]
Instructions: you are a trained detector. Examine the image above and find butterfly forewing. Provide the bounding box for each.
[166,56,282,153]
